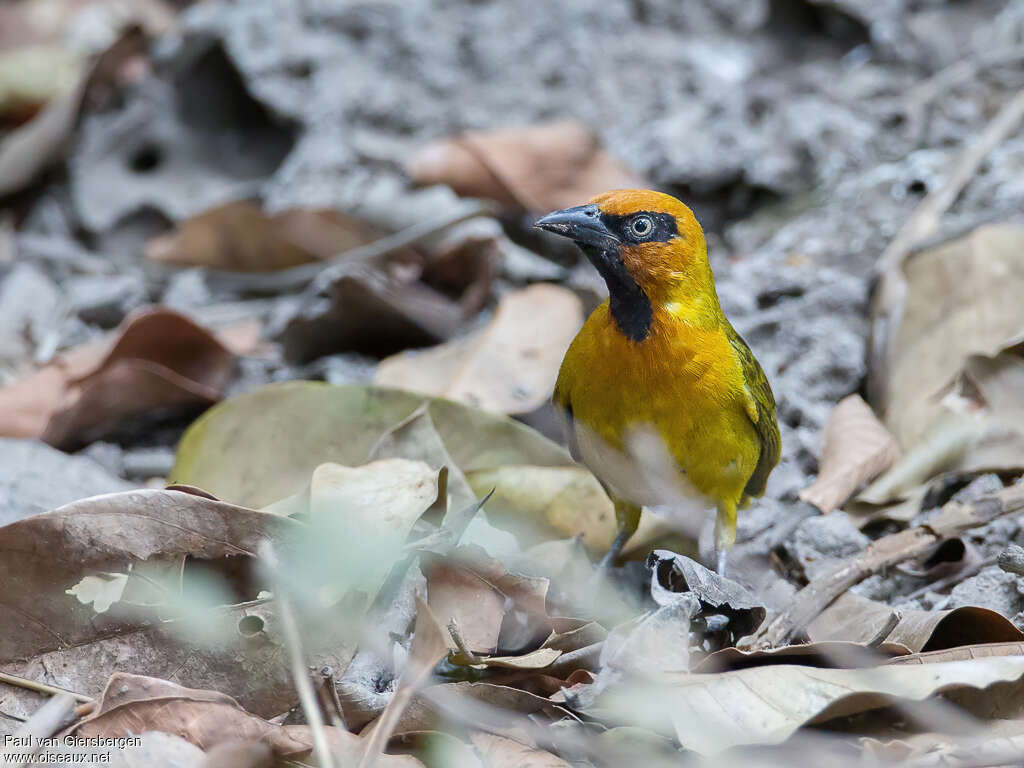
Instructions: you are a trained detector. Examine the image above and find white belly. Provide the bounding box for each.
[574,420,714,511]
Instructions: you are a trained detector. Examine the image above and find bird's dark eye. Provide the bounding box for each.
[629,215,653,238]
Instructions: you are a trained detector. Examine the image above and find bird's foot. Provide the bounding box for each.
[716,548,728,577]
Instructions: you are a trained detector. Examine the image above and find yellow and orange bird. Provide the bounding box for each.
[535,189,780,574]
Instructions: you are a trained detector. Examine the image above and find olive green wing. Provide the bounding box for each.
[726,323,781,499]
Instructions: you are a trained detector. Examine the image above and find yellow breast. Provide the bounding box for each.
[554,301,759,510]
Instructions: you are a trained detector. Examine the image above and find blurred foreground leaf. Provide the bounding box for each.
[171,383,578,538]
[0,489,304,718]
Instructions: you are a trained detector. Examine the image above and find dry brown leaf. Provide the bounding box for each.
[424,546,555,662]
[453,547,551,619]
[145,201,381,272]
[426,560,506,655]
[279,263,468,362]
[468,732,570,768]
[74,673,309,755]
[0,601,300,722]
[0,307,246,448]
[799,394,901,513]
[375,284,583,414]
[406,120,645,214]
[883,224,1024,454]
[807,592,1024,652]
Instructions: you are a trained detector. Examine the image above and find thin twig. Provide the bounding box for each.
[747,483,1024,649]
[0,672,93,703]
[865,610,902,648]
[261,543,336,768]
[446,619,482,665]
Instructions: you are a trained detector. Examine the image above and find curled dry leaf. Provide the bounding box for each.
[275,219,496,363]
[146,201,381,272]
[278,262,470,362]
[695,641,909,674]
[882,224,1024,456]
[594,655,1024,755]
[468,648,562,671]
[406,120,645,214]
[375,283,583,415]
[750,483,1024,650]
[887,640,1024,666]
[799,394,901,513]
[648,550,766,638]
[807,592,1024,653]
[0,308,250,449]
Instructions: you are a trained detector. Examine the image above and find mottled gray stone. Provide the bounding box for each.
[0,439,135,525]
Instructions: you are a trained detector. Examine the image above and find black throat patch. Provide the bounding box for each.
[578,243,653,342]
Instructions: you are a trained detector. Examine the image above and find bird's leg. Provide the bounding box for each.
[714,502,737,577]
[598,497,642,571]
[599,527,632,571]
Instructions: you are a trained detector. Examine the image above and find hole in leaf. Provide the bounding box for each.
[129,143,163,174]
[237,615,265,637]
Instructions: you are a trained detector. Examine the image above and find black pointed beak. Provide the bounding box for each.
[534,204,619,250]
